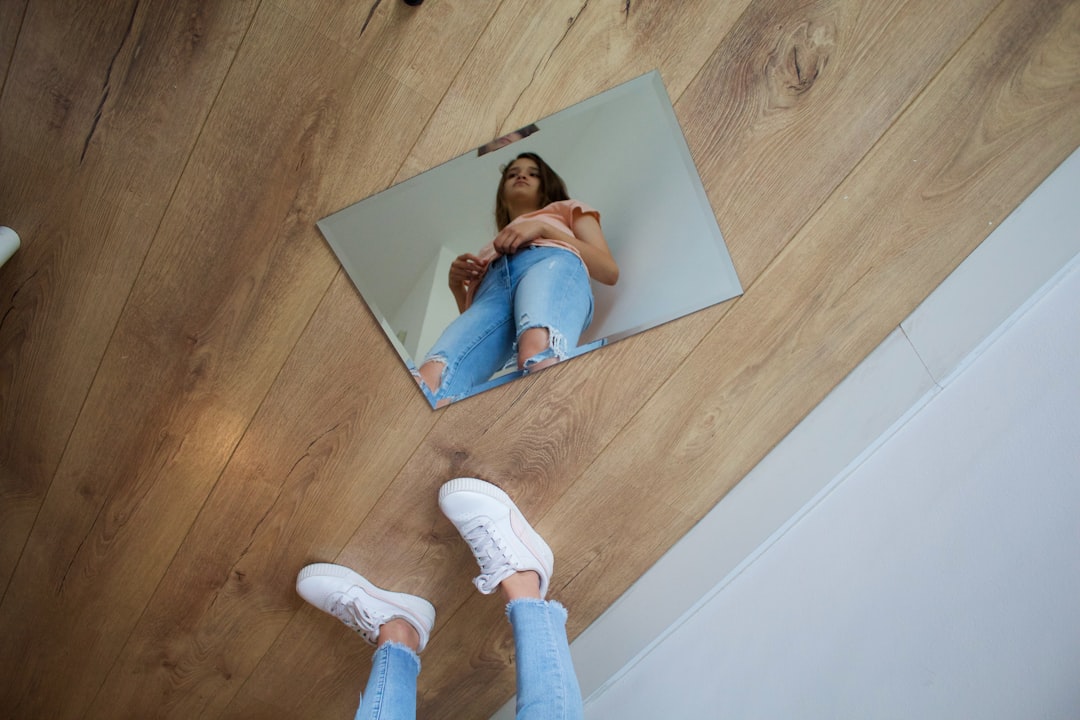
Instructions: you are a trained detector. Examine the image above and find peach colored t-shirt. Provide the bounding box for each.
[464,199,600,309]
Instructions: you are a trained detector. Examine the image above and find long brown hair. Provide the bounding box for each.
[494,152,569,230]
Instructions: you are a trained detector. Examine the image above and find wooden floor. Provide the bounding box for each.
[1,1,1076,718]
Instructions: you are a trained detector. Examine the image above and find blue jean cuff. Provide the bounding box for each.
[373,640,422,675]
[505,597,567,619]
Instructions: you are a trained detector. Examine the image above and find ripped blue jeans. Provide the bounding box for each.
[354,599,583,720]
[418,246,593,406]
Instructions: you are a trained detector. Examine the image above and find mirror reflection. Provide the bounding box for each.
[318,71,742,408]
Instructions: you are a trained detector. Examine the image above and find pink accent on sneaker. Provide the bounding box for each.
[438,477,554,598]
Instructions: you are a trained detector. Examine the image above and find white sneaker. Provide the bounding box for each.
[296,563,435,652]
[438,477,554,597]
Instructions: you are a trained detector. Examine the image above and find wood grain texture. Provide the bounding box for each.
[679,0,1001,284]
[0,0,256,593]
[272,0,499,104]
[0,0,27,91]
[0,0,1076,718]
[0,2,428,716]
[84,276,438,719]
[396,0,754,182]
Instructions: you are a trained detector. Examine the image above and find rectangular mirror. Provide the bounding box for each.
[318,70,742,408]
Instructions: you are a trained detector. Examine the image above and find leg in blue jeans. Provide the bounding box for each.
[295,565,433,720]
[299,478,583,719]
[512,248,593,374]
[416,247,593,406]
[352,601,581,720]
[354,641,420,720]
[508,599,583,720]
[440,477,585,720]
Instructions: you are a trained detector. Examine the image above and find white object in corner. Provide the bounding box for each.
[0,226,21,269]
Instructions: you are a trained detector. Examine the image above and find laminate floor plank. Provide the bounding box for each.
[678,0,1002,292]
[84,274,440,719]
[396,0,754,182]
[0,3,438,716]
[269,0,499,104]
[0,0,256,593]
[0,0,27,91]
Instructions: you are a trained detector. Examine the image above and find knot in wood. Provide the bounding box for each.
[766,21,835,107]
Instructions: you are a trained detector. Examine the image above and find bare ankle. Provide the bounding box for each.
[378,618,421,652]
[500,571,542,601]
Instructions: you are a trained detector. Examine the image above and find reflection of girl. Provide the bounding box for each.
[415,152,619,407]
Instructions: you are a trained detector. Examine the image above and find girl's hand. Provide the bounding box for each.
[492,220,548,255]
[448,253,486,313]
[448,253,486,288]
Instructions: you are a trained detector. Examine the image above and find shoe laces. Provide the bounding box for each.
[329,595,383,645]
[461,519,515,592]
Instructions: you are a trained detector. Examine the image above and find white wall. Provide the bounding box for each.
[415,246,461,361]
[390,245,442,358]
[584,250,1080,720]
[492,149,1080,719]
